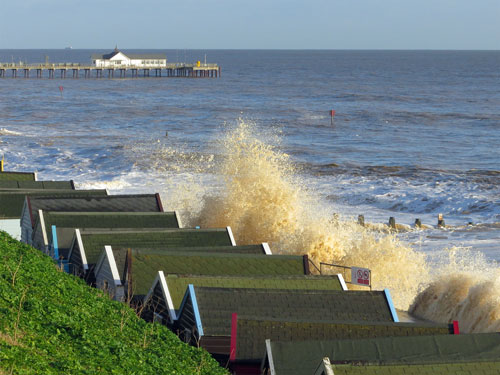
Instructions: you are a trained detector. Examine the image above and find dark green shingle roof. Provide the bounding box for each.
[0,190,107,219]
[0,180,74,190]
[129,252,307,296]
[183,288,393,337]
[235,318,451,361]
[267,333,500,375]
[0,171,36,181]
[46,211,180,236]
[328,362,500,375]
[78,228,234,266]
[164,274,344,310]
[45,212,180,259]
[28,194,160,225]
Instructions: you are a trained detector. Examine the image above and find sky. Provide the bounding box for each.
[0,0,499,49]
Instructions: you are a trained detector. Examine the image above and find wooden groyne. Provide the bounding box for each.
[0,62,220,79]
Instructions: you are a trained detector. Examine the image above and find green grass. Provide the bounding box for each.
[0,231,227,375]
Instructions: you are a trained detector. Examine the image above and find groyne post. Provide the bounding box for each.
[358,215,365,227]
[388,217,396,229]
[437,213,445,228]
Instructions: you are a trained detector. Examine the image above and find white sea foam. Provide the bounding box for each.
[0,128,22,136]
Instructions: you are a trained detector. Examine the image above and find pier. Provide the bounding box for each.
[0,62,220,79]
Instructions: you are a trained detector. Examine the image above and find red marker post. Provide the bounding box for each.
[330,109,336,125]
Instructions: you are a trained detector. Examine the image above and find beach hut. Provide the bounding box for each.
[67,227,236,280]
[124,251,311,307]
[31,210,182,255]
[230,317,452,374]
[174,287,399,360]
[263,333,500,375]
[20,194,163,244]
[95,243,271,302]
[0,189,107,240]
[142,272,346,325]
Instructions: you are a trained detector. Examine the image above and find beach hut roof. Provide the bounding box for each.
[69,227,236,271]
[0,180,74,190]
[35,211,182,258]
[176,287,396,341]
[234,317,452,363]
[44,211,181,233]
[26,193,161,227]
[321,361,500,375]
[264,333,500,375]
[0,171,36,181]
[146,273,346,314]
[128,251,309,297]
[0,190,106,219]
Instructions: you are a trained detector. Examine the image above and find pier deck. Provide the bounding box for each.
[0,63,220,78]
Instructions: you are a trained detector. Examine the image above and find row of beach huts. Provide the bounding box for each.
[0,167,499,375]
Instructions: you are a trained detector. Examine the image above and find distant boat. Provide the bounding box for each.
[65,46,72,50]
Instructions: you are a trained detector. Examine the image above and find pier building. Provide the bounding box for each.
[91,47,167,68]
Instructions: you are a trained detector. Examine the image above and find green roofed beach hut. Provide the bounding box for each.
[31,210,182,256]
[230,317,452,373]
[0,189,107,240]
[175,287,398,359]
[126,252,309,301]
[67,227,236,279]
[20,193,162,244]
[95,244,273,303]
[142,272,347,324]
[264,332,500,375]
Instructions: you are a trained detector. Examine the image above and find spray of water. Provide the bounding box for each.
[410,248,500,332]
[179,121,428,310]
[161,120,499,332]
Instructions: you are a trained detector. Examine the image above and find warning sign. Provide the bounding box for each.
[351,266,371,286]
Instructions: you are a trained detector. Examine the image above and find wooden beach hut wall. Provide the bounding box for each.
[0,169,37,237]
[20,193,166,245]
[67,227,237,282]
[94,246,125,301]
[174,286,399,362]
[31,210,183,258]
[142,271,347,325]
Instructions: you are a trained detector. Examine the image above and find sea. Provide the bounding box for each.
[0,49,499,331]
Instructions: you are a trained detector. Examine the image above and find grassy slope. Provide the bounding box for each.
[0,232,227,375]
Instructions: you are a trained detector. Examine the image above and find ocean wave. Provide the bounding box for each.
[0,128,22,136]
